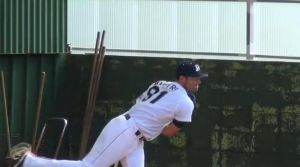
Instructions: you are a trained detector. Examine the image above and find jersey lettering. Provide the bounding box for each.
[142,86,168,104]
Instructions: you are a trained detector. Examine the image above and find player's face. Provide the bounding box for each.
[183,76,201,92]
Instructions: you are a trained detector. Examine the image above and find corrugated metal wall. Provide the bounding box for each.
[68,0,247,54]
[0,0,67,54]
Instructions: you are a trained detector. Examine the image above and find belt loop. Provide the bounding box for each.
[124,114,145,141]
[124,113,130,120]
[135,130,145,141]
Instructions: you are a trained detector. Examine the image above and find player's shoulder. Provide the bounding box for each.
[150,80,171,85]
[149,80,182,91]
[179,92,195,109]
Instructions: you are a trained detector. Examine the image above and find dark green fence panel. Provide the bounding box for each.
[53,55,300,167]
[0,0,67,54]
[89,56,300,167]
[1,54,300,167]
[0,54,66,166]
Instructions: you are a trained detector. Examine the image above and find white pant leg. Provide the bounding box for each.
[23,152,87,167]
[83,114,141,167]
[120,141,145,167]
[23,114,141,167]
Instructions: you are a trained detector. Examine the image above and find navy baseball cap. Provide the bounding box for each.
[176,61,208,78]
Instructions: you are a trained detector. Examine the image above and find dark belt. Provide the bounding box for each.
[124,114,145,141]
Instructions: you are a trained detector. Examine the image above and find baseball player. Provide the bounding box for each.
[12,61,208,167]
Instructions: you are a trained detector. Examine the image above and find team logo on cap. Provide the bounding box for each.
[194,64,200,71]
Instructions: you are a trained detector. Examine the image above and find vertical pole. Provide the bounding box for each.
[32,72,46,153]
[1,72,11,153]
[79,31,106,158]
[246,0,255,60]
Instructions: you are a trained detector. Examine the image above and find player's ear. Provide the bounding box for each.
[178,75,185,82]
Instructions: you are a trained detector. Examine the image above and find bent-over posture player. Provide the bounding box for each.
[13,61,208,167]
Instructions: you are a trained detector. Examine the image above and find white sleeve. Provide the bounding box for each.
[174,98,194,122]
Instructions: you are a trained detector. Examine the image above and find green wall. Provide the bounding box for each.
[1,54,300,167]
[62,55,300,167]
[0,0,67,53]
[0,54,66,166]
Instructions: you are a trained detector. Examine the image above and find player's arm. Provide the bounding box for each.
[163,96,194,137]
[161,119,188,137]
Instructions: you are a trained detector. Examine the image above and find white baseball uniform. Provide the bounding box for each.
[22,80,194,167]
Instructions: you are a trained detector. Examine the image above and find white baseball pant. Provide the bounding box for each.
[22,114,145,167]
